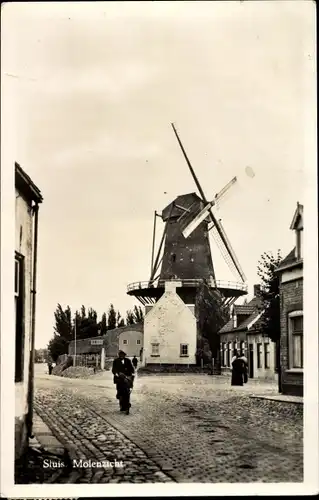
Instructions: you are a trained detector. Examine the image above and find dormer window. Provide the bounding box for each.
[233,314,237,329]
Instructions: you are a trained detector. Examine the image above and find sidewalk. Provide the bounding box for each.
[15,412,74,484]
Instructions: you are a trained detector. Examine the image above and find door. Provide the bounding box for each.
[249,344,254,379]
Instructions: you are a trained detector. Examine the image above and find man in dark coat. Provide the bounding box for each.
[112,351,135,414]
[132,355,138,370]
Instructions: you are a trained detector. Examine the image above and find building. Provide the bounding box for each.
[118,327,143,358]
[15,163,43,460]
[219,285,277,380]
[276,202,303,396]
[142,281,197,367]
[68,323,143,363]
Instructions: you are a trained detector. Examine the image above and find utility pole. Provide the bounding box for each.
[74,315,77,367]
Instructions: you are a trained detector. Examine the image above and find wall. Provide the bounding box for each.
[118,330,143,357]
[143,286,196,365]
[246,333,277,381]
[279,266,303,396]
[15,188,33,459]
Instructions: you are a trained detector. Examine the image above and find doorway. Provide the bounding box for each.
[249,344,254,379]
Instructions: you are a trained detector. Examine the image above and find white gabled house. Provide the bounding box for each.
[143,281,197,366]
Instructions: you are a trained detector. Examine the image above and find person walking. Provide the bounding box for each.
[47,360,53,375]
[231,351,245,386]
[112,351,135,414]
[239,351,248,383]
[132,355,138,370]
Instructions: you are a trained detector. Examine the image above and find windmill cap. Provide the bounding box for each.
[162,193,202,221]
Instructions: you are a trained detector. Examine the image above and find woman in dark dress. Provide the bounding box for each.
[231,354,245,386]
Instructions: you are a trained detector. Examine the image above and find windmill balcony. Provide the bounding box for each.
[127,278,248,305]
[127,279,247,293]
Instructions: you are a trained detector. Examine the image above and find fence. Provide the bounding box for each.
[57,353,101,368]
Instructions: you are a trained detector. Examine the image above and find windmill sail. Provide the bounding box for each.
[182,177,238,237]
[210,219,246,282]
[182,201,214,238]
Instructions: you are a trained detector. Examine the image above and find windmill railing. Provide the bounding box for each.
[127,279,248,293]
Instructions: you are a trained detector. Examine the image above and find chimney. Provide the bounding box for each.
[165,280,182,293]
[253,284,261,297]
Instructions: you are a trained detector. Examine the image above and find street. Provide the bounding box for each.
[34,366,303,483]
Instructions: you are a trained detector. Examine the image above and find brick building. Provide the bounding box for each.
[68,323,143,363]
[15,163,43,459]
[219,285,277,381]
[276,202,303,396]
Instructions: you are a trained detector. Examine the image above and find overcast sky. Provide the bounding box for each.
[2,1,315,348]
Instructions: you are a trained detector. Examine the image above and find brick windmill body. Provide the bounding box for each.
[127,124,248,367]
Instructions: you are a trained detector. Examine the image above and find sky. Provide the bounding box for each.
[2,1,315,348]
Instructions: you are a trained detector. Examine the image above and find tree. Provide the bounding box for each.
[117,311,125,328]
[107,304,117,330]
[34,348,48,363]
[71,307,99,339]
[133,305,144,324]
[126,310,135,325]
[195,279,230,366]
[100,312,107,335]
[78,307,99,338]
[257,250,283,391]
[48,304,73,362]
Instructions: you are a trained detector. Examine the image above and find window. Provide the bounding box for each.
[180,344,189,357]
[289,312,303,369]
[264,343,270,369]
[171,253,176,262]
[123,339,128,345]
[257,343,262,368]
[151,343,159,356]
[240,341,245,356]
[15,253,25,383]
[227,342,231,367]
[190,254,194,262]
[15,258,20,296]
[136,339,141,345]
[223,343,227,367]
[232,341,236,359]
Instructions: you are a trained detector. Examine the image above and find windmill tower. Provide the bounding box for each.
[127,123,248,308]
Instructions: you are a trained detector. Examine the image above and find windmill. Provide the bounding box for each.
[127,123,248,307]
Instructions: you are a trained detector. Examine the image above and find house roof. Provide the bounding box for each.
[219,296,263,334]
[15,162,43,204]
[276,247,303,273]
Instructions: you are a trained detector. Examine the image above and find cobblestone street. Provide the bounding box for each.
[34,368,303,483]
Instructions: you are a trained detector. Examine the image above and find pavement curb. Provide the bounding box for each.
[249,395,303,405]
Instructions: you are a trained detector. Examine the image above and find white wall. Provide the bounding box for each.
[118,329,143,357]
[15,190,33,439]
[247,333,277,380]
[143,284,196,365]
